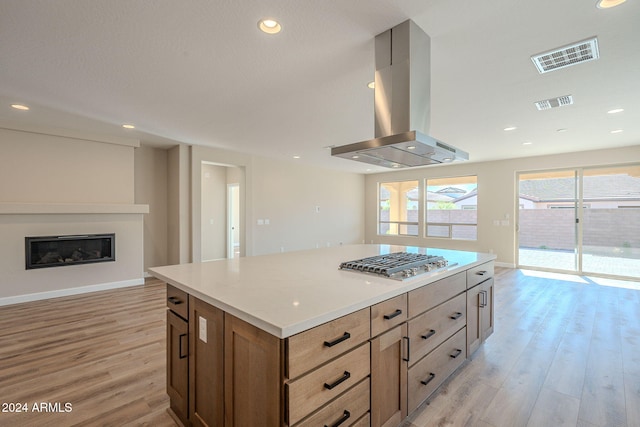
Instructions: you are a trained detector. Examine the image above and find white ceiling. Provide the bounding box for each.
[1,0,639,174]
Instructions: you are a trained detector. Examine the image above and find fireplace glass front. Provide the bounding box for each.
[25,233,115,269]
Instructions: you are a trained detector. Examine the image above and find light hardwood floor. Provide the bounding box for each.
[0,270,638,427]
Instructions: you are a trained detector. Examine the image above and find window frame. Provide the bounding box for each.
[425,175,478,241]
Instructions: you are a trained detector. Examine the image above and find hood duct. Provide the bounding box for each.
[332,20,468,168]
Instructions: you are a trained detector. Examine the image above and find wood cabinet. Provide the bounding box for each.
[167,310,189,425]
[166,285,189,426]
[224,314,282,427]
[407,327,466,413]
[466,262,495,356]
[163,259,495,427]
[189,296,224,427]
[371,323,407,427]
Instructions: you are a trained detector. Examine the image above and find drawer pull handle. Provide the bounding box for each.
[450,312,463,320]
[179,333,188,359]
[450,348,463,359]
[324,332,351,348]
[167,296,182,305]
[383,309,403,320]
[402,336,410,362]
[421,373,436,386]
[421,329,436,340]
[325,410,350,427]
[324,371,351,390]
[476,270,487,276]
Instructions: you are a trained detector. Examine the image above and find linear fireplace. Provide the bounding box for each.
[25,233,115,270]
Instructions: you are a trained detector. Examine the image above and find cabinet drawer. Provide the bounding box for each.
[351,412,370,427]
[166,284,188,320]
[407,327,466,413]
[287,308,370,380]
[293,378,369,427]
[407,293,466,365]
[466,261,494,289]
[286,343,370,426]
[371,294,407,337]
[408,272,466,318]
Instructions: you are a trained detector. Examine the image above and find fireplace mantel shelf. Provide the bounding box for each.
[0,203,149,215]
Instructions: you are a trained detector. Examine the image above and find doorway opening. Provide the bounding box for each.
[201,162,244,261]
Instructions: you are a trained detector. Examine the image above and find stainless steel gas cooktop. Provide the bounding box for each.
[338,252,455,281]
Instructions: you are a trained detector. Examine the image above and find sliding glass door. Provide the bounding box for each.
[517,165,640,280]
[581,165,640,278]
[517,170,579,272]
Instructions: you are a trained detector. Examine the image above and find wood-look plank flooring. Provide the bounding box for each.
[405,268,640,427]
[0,270,638,426]
[0,278,174,427]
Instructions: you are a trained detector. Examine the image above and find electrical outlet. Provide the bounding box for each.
[199,316,207,343]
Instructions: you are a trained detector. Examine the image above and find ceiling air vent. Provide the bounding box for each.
[531,37,599,74]
[535,94,574,110]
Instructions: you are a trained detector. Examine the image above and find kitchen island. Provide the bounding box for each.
[150,244,496,427]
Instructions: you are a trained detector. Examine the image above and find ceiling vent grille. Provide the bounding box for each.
[535,95,574,110]
[531,37,599,74]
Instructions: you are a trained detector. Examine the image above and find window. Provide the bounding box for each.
[379,180,419,236]
[425,176,477,240]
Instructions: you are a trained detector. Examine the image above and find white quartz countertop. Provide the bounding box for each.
[149,244,496,339]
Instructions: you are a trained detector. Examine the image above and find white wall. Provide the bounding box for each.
[365,145,640,267]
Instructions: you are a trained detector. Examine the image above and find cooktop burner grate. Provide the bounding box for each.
[338,252,451,280]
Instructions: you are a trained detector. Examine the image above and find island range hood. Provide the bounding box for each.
[332,20,468,168]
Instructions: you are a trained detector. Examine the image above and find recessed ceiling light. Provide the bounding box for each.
[596,0,626,8]
[258,18,281,34]
[293,155,300,159]
[367,81,375,89]
[607,108,624,114]
[352,155,360,159]
[523,142,533,145]
[503,126,517,131]
[11,104,29,111]
[122,124,135,129]
[610,129,624,134]
[406,145,416,150]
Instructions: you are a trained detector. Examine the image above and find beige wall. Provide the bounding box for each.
[250,156,365,255]
[134,145,168,269]
[201,163,227,260]
[183,144,365,259]
[0,127,135,204]
[365,145,640,267]
[0,126,145,302]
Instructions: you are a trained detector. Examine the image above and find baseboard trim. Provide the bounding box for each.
[495,261,516,268]
[0,278,145,306]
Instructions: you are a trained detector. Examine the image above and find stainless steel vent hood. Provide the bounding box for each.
[332,20,469,168]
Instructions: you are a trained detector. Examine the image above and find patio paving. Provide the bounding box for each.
[518,248,640,279]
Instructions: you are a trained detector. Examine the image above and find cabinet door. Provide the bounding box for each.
[371,323,407,427]
[224,313,282,427]
[167,310,189,425]
[466,284,482,357]
[189,297,224,427]
[481,278,494,341]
